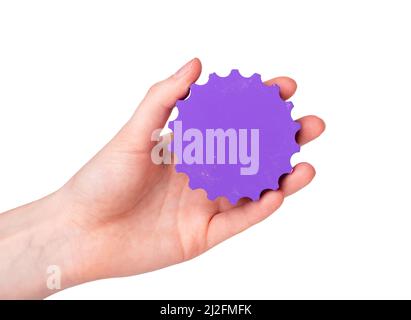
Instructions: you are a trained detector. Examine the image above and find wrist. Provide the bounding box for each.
[0,190,95,298]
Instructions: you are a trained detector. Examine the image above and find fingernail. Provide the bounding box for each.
[174,58,194,77]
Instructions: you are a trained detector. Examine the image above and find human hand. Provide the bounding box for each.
[0,58,325,298]
[62,57,325,279]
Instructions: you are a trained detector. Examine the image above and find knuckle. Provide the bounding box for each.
[147,82,162,95]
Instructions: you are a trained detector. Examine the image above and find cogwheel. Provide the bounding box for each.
[168,69,301,204]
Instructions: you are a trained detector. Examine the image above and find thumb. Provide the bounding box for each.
[118,58,202,152]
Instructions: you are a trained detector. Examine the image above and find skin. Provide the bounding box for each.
[0,58,325,299]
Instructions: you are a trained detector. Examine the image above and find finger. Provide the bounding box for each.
[207,190,284,248]
[123,58,202,151]
[296,115,326,146]
[280,162,316,197]
[263,79,326,146]
[264,76,297,100]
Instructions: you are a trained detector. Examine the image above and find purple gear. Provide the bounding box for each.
[168,69,300,204]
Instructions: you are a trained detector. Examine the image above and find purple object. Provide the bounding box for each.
[169,70,300,204]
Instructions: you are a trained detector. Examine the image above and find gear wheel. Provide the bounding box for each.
[169,69,300,204]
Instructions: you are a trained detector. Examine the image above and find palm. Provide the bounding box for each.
[63,58,325,279]
[67,144,234,275]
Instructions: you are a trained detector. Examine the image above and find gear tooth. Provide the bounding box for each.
[292,123,301,144]
[293,121,301,131]
[227,195,239,204]
[268,178,280,191]
[224,193,240,204]
[173,113,181,122]
[250,73,262,83]
[251,192,261,202]
[190,83,199,91]
[286,101,294,111]
[176,99,186,108]
[188,179,200,190]
[171,115,179,124]
[272,84,281,97]
[209,72,218,81]
[190,83,203,95]
[170,113,181,124]
[207,192,218,202]
[229,69,241,77]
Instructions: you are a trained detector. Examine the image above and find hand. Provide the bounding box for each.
[63,57,325,277]
[0,58,325,298]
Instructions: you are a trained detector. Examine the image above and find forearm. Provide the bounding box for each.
[0,191,89,299]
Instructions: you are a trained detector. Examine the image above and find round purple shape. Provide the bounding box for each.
[169,69,300,204]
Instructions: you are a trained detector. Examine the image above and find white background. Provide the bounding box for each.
[0,0,410,299]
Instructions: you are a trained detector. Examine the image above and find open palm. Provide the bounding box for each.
[62,58,325,281]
